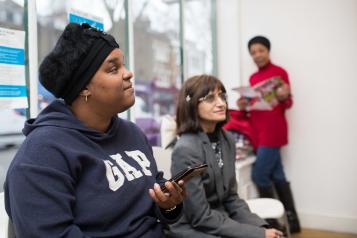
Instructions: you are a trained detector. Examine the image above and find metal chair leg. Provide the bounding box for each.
[283,211,291,238]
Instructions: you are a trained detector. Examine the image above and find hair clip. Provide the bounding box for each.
[185,95,191,102]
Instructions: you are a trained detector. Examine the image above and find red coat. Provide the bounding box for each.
[224,109,258,149]
[249,62,292,147]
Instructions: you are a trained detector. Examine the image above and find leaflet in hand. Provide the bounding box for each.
[233,77,283,111]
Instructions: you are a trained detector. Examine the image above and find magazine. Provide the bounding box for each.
[233,77,283,111]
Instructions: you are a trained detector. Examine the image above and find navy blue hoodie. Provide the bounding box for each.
[4,100,181,238]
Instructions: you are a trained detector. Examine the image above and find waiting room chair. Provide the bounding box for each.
[152,146,172,179]
[246,198,291,237]
[160,115,177,149]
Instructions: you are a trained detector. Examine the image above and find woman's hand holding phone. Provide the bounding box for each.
[148,164,207,211]
[149,180,186,211]
[160,164,208,193]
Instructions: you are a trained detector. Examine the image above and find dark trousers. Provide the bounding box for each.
[252,146,287,187]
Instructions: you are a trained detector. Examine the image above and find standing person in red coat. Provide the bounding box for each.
[237,36,301,233]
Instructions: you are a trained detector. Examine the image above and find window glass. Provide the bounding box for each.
[0,0,26,191]
[0,0,217,192]
[36,0,126,111]
[184,0,214,78]
[132,0,181,146]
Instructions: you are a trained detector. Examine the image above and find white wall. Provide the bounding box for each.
[217,0,357,234]
[216,0,241,109]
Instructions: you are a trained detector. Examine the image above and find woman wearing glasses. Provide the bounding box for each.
[169,75,282,238]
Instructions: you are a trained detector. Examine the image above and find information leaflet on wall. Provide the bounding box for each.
[0,27,27,109]
[68,9,104,31]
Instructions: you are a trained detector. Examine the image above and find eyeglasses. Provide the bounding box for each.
[198,92,228,103]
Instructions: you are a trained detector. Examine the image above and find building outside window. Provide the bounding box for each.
[132,0,181,146]
[184,0,215,78]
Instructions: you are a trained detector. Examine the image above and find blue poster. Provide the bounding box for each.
[68,10,104,31]
[0,27,27,109]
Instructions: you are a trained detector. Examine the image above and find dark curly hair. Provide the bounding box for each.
[39,24,95,99]
[39,23,119,104]
[248,35,271,52]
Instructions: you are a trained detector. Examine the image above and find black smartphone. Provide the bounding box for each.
[160,164,208,193]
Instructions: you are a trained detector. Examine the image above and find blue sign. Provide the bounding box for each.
[69,13,104,31]
[0,45,25,65]
[0,85,27,98]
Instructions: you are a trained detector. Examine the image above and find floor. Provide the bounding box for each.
[292,229,357,238]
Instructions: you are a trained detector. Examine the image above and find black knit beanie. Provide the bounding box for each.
[248,36,271,51]
[39,23,119,105]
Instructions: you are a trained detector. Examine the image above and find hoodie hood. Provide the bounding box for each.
[23,99,119,141]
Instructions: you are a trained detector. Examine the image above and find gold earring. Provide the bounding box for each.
[85,95,88,102]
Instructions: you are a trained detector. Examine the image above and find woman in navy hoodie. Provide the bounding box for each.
[4,23,185,238]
